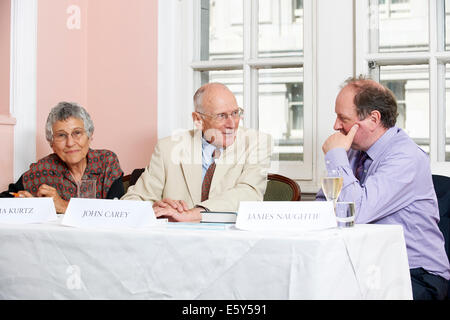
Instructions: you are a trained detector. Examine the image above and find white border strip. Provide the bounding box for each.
[10,0,38,181]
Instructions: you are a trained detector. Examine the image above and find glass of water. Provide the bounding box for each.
[77,179,97,198]
[335,202,355,228]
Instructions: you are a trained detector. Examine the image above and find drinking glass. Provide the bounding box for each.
[77,179,97,198]
[335,202,355,228]
[321,169,343,207]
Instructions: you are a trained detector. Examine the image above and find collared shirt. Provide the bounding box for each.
[201,137,223,181]
[317,126,450,280]
[22,149,123,200]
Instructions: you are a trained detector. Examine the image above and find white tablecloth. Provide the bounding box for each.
[0,217,412,299]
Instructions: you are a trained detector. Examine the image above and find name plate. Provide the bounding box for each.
[62,198,156,229]
[236,201,336,231]
[0,198,57,224]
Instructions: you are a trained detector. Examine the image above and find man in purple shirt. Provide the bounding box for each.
[317,76,450,300]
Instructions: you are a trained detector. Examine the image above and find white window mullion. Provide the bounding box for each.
[430,0,448,165]
[191,0,202,95]
[10,0,37,180]
[301,0,314,181]
[436,61,447,162]
[430,56,440,162]
[191,60,244,70]
[369,0,380,53]
[429,0,439,162]
[243,0,255,129]
[435,0,447,163]
[247,57,304,68]
[366,52,430,65]
[355,0,370,76]
[158,0,196,138]
[312,0,354,189]
[249,0,258,130]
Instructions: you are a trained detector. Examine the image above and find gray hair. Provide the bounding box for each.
[45,102,94,142]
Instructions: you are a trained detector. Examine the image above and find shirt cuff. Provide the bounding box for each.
[324,148,350,171]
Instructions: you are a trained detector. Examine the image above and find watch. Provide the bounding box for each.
[194,205,210,212]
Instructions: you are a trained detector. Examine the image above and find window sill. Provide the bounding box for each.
[0,114,16,126]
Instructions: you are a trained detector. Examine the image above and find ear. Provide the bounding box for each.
[368,110,382,130]
[192,112,203,129]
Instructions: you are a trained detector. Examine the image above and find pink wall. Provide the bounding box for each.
[36,0,158,176]
[0,115,15,191]
[37,0,88,157]
[0,0,10,115]
[0,0,14,190]
[87,0,158,175]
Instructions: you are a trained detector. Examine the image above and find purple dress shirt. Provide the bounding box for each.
[317,126,450,280]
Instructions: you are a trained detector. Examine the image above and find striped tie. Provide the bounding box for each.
[201,149,221,201]
[355,151,370,181]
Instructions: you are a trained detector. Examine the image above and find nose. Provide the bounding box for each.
[224,114,236,128]
[65,134,76,146]
[333,118,342,131]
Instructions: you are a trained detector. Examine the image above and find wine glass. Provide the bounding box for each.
[321,169,343,210]
[77,179,97,198]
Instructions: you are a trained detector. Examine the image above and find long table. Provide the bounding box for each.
[0,217,412,299]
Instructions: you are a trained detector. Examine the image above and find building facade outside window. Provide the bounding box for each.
[356,0,450,170]
[160,0,450,192]
[194,0,313,179]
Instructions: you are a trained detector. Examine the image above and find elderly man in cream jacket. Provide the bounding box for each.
[121,82,272,222]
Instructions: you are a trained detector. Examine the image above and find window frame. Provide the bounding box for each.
[355,0,450,175]
[159,0,356,193]
[190,0,314,180]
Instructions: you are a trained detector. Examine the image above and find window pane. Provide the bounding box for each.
[258,0,303,58]
[371,0,428,53]
[380,65,430,153]
[201,0,243,60]
[445,64,450,161]
[258,67,304,161]
[199,70,244,108]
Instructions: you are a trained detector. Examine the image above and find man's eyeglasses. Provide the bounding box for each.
[197,108,244,122]
[53,129,86,142]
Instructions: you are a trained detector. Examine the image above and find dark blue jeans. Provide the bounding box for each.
[410,268,449,300]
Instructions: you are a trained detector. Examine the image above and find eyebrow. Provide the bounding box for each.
[337,114,349,119]
[54,127,84,133]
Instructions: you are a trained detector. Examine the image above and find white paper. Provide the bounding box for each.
[236,201,337,231]
[0,198,57,224]
[62,198,156,229]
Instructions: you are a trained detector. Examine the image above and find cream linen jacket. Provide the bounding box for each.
[121,127,272,212]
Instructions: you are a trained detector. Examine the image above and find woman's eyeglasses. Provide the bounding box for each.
[53,129,86,142]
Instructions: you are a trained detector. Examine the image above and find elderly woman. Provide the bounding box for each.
[0,102,124,213]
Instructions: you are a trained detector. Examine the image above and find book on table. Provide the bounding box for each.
[200,211,237,224]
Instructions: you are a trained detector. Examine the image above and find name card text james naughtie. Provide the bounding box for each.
[247,212,319,221]
[0,198,57,224]
[236,201,336,231]
[62,198,156,229]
